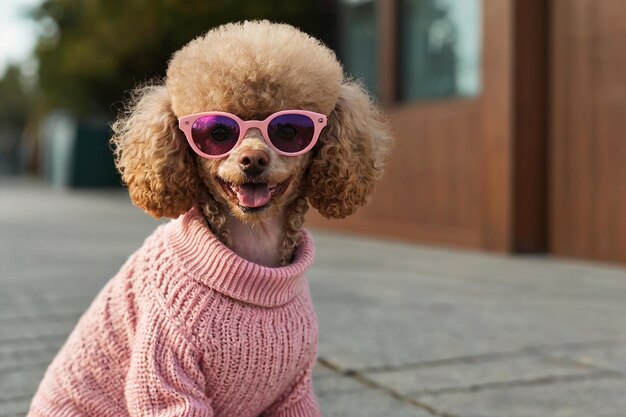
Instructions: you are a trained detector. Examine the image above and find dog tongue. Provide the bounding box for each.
[236,183,271,208]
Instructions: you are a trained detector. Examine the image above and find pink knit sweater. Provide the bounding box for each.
[28,207,321,417]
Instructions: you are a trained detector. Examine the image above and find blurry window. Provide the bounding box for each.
[398,0,482,101]
[339,0,379,96]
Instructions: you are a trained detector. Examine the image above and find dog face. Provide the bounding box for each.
[195,129,312,222]
[166,21,341,222]
[111,21,392,222]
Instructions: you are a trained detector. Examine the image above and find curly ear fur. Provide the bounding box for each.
[111,84,200,218]
[307,82,393,219]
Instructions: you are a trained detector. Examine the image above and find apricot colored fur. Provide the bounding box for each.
[111,21,392,263]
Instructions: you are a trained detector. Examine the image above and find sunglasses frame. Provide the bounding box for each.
[178,110,328,159]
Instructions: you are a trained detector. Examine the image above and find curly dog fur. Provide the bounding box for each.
[111,20,392,265]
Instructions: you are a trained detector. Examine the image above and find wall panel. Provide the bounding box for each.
[308,0,515,251]
[550,0,626,262]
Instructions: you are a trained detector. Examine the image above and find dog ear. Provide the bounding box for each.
[307,81,393,219]
[111,84,200,218]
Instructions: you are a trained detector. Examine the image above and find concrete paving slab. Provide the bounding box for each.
[0,314,81,342]
[0,368,45,403]
[419,377,626,417]
[0,397,35,417]
[309,235,626,370]
[364,354,596,397]
[319,388,433,417]
[310,274,626,370]
[0,342,63,375]
[539,342,626,376]
[313,373,364,398]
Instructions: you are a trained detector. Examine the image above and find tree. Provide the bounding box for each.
[0,65,35,174]
[31,0,337,118]
[0,65,32,126]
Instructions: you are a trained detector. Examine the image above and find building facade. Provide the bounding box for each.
[309,0,626,265]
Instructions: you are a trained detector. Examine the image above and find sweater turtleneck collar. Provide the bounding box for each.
[165,207,315,307]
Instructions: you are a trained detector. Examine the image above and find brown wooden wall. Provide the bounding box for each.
[512,0,549,253]
[329,99,486,248]
[551,0,626,263]
[308,0,518,252]
[310,0,626,265]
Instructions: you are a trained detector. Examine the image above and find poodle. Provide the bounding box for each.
[28,21,392,417]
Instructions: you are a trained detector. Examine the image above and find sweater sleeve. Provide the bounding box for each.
[125,313,213,417]
[261,364,322,417]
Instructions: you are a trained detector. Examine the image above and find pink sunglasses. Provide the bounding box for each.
[178,110,328,159]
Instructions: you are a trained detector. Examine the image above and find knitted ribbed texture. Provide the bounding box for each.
[27,207,322,417]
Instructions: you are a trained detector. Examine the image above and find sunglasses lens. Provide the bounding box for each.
[191,115,240,156]
[268,114,315,154]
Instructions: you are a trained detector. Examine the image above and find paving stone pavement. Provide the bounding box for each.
[1,179,626,417]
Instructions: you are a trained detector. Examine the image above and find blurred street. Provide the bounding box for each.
[1,179,626,417]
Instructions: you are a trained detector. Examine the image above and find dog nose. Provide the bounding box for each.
[238,149,269,175]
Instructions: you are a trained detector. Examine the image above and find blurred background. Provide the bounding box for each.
[1,0,625,265]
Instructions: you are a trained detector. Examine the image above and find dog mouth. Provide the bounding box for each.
[217,177,291,211]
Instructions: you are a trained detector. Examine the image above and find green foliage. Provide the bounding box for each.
[0,65,33,126]
[32,0,336,118]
